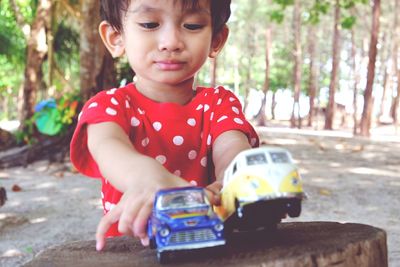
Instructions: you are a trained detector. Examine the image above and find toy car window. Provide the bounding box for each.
[269,152,290,163]
[246,153,267,165]
[157,191,206,210]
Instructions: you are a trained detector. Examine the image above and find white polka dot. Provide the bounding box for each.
[187,118,196,127]
[214,88,220,94]
[153,122,162,131]
[106,88,117,95]
[138,108,145,114]
[88,102,98,108]
[204,104,210,112]
[173,136,184,146]
[174,170,182,176]
[200,157,207,167]
[217,99,222,105]
[142,137,150,147]
[125,100,130,108]
[106,107,117,116]
[229,97,236,102]
[204,93,208,97]
[156,155,167,165]
[207,135,212,146]
[210,112,214,121]
[190,180,198,186]
[111,97,119,105]
[196,104,203,110]
[251,138,257,146]
[188,150,197,160]
[234,118,244,124]
[109,203,116,211]
[101,192,104,199]
[131,116,140,127]
[217,116,228,123]
[78,111,83,121]
[232,107,240,114]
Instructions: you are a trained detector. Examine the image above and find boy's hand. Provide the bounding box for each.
[205,181,223,206]
[95,175,189,251]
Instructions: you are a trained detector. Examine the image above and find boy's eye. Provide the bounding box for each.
[138,22,159,29]
[184,24,204,30]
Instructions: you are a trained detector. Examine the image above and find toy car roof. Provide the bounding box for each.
[155,186,204,197]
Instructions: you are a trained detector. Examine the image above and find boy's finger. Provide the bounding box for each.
[133,200,153,242]
[204,188,221,205]
[96,208,120,251]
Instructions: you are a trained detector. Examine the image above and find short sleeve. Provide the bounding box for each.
[70,88,132,178]
[209,87,259,147]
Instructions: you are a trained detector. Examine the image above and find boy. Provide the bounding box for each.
[70,0,259,251]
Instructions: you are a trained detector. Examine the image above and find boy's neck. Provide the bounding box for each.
[134,78,196,105]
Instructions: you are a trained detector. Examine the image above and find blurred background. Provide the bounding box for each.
[0,0,397,163]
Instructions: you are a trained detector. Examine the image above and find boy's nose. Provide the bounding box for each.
[158,27,184,52]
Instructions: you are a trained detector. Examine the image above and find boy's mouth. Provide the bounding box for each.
[155,60,185,71]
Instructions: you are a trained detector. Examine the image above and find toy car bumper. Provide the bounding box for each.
[157,239,226,252]
[238,192,306,205]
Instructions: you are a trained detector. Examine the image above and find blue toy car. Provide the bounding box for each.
[148,186,225,263]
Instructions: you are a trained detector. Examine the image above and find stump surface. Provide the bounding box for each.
[24,222,387,267]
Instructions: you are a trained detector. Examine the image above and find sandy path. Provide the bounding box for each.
[0,127,399,266]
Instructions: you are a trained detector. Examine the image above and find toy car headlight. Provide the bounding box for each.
[214,223,224,232]
[159,227,170,237]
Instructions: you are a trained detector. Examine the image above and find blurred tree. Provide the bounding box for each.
[359,0,381,136]
[324,0,341,130]
[10,0,53,130]
[290,0,302,128]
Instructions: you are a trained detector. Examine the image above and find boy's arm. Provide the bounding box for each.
[87,122,189,250]
[212,130,252,182]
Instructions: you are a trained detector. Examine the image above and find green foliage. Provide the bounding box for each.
[341,15,357,29]
[54,21,80,69]
[307,1,330,24]
[269,45,293,92]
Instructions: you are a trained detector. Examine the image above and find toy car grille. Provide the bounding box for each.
[169,229,216,244]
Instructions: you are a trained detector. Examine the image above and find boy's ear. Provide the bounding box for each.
[209,25,229,58]
[99,21,125,58]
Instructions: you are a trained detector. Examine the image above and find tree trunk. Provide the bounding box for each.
[80,0,107,101]
[325,0,341,130]
[19,0,52,130]
[351,29,360,135]
[391,0,400,132]
[360,0,381,137]
[255,27,272,126]
[25,222,388,267]
[291,0,302,129]
[307,25,318,127]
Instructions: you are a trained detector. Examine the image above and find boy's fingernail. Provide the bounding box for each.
[96,241,102,251]
[141,237,149,246]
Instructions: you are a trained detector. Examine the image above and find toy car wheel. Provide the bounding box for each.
[235,198,243,218]
[149,237,156,249]
[157,250,169,264]
[287,199,301,217]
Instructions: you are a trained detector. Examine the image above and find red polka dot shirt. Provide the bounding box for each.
[70,83,259,236]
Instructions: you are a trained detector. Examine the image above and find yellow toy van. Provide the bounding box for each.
[214,146,306,231]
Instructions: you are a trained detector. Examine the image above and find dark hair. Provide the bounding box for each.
[100,0,231,36]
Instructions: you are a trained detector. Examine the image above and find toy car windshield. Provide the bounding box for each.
[246,153,268,165]
[156,190,207,210]
[269,152,291,163]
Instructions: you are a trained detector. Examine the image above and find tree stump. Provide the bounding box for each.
[24,222,387,267]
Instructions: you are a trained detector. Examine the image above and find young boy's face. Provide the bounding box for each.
[111,0,226,87]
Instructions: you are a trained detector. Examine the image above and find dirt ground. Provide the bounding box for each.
[0,126,399,267]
